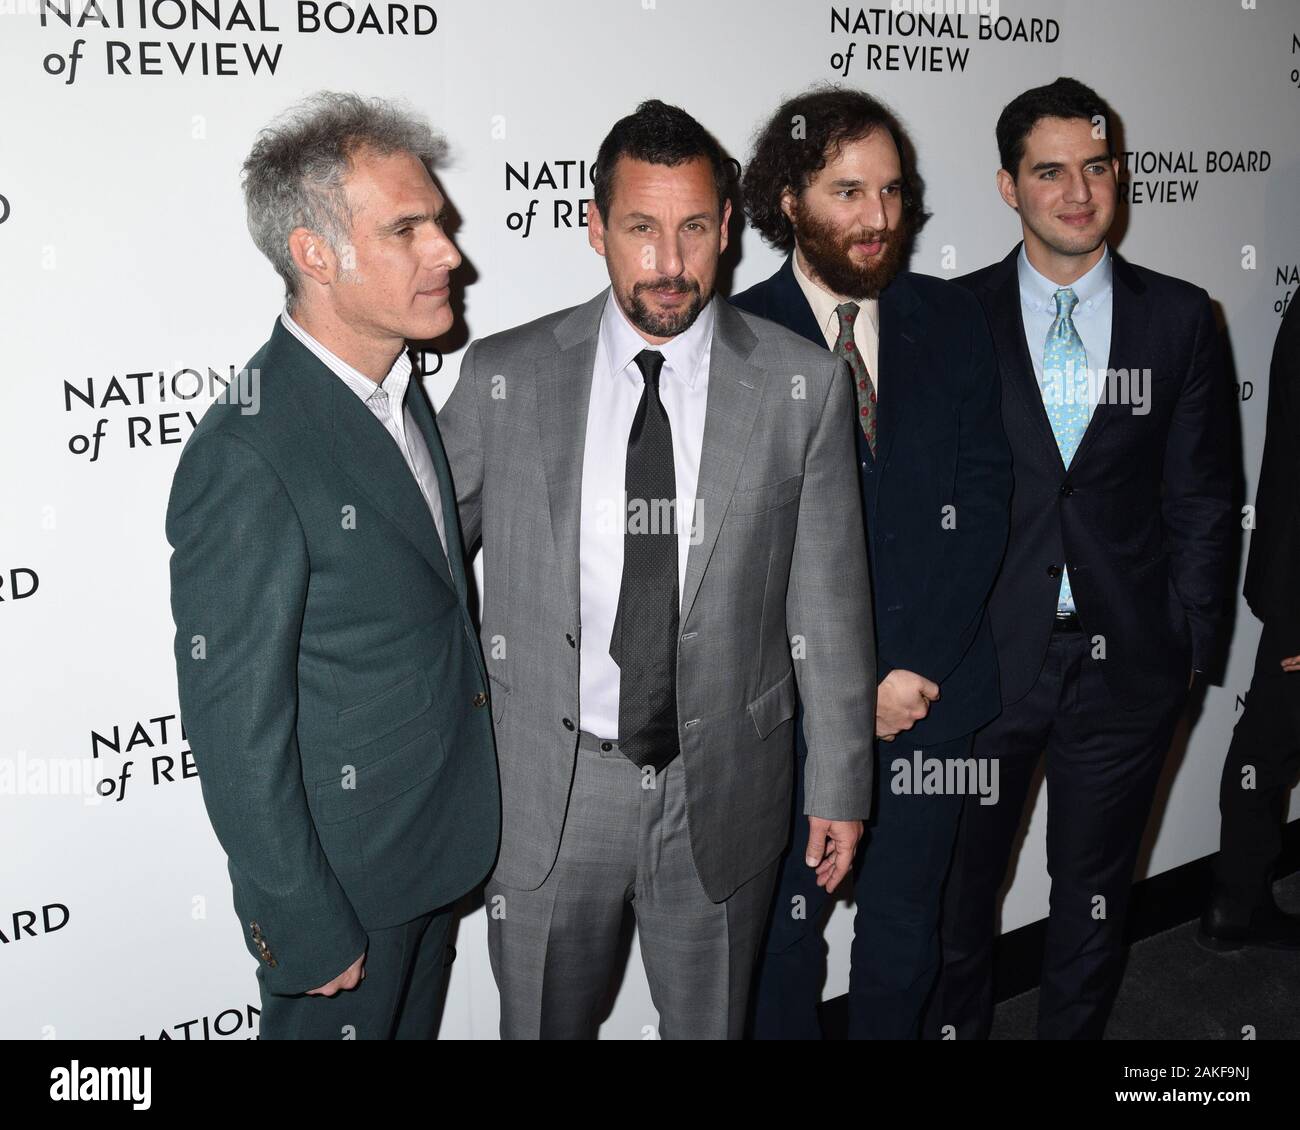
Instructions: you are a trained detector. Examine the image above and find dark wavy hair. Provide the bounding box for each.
[742,85,926,253]
[997,77,1116,177]
[592,99,733,221]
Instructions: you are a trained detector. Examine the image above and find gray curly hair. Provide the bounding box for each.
[241,91,448,309]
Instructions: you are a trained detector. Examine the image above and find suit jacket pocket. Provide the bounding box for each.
[336,670,434,750]
[747,668,797,739]
[729,473,803,515]
[313,725,447,824]
[487,671,510,726]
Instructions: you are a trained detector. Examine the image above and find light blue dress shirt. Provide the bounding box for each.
[1018,245,1113,612]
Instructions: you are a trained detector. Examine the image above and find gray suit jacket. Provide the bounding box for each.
[439,290,875,902]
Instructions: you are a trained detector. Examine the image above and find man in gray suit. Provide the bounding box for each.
[438,100,876,1038]
[167,92,498,1039]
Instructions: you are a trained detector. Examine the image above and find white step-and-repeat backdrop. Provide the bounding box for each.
[2,0,1297,1038]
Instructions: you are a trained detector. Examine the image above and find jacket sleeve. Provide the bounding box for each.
[437,341,486,552]
[886,298,1012,685]
[1161,291,1234,675]
[167,431,367,995]
[788,356,877,820]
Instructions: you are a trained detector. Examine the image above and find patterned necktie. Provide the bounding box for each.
[610,349,680,773]
[835,302,877,454]
[1042,286,1090,612]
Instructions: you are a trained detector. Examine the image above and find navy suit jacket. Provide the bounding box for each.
[956,245,1234,708]
[1243,296,1300,621]
[732,255,1011,747]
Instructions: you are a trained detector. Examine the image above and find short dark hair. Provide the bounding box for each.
[996,76,1116,177]
[742,84,925,253]
[592,100,733,221]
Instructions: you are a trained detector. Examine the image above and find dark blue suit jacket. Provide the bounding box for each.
[955,245,1234,708]
[732,255,1011,747]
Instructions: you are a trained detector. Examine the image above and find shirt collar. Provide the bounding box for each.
[598,288,715,389]
[280,305,412,404]
[791,249,880,338]
[1018,243,1113,315]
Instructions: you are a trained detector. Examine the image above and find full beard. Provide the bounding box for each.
[792,200,908,300]
[625,276,707,339]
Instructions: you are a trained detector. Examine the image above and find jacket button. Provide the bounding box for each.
[566,633,576,648]
[472,692,487,707]
[562,718,575,731]
[1060,484,1074,496]
[600,741,613,752]
[1047,565,1062,577]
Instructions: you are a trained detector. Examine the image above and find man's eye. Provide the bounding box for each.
[837,189,859,199]
[396,227,413,236]
[1041,170,1059,180]
[634,224,653,233]
[882,185,900,196]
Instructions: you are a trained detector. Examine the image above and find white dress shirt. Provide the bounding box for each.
[280,308,450,564]
[792,250,881,388]
[578,291,715,739]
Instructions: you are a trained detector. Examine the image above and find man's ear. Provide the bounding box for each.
[587,200,607,258]
[995,168,1019,213]
[779,188,798,223]
[718,198,733,255]
[288,227,337,288]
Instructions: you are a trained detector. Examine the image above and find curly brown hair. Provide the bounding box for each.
[742,85,927,253]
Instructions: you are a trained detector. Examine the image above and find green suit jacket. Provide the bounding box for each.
[166,317,499,995]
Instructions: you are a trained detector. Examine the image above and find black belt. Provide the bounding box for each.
[1053,610,1082,633]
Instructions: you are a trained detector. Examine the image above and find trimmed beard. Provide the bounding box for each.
[624,276,707,339]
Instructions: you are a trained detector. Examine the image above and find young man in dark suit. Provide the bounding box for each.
[734,87,1012,1039]
[929,77,1235,1039]
[1201,297,1300,951]
[167,93,499,1038]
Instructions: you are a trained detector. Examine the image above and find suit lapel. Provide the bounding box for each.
[1067,252,1147,471]
[406,377,467,600]
[985,246,1067,474]
[874,273,921,472]
[772,253,830,349]
[537,292,605,625]
[681,300,764,624]
[329,370,458,593]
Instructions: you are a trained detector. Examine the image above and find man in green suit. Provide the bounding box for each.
[166,92,498,1039]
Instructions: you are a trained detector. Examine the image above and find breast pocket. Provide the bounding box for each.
[729,473,803,516]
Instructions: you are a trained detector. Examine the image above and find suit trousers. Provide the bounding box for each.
[749,715,967,1039]
[929,626,1185,1040]
[257,906,453,1039]
[486,732,779,1039]
[1212,617,1300,914]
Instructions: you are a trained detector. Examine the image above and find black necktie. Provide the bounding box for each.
[610,349,680,773]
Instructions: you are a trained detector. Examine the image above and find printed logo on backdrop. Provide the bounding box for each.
[25,0,438,83]
[1118,148,1271,206]
[143,1003,259,1039]
[1276,260,1298,321]
[1,711,194,806]
[1,566,39,604]
[63,366,258,462]
[503,158,596,239]
[828,1,1058,78]
[0,902,70,945]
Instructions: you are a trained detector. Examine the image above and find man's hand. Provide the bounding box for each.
[306,951,366,997]
[805,818,863,893]
[876,669,940,740]
[1281,653,1300,674]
